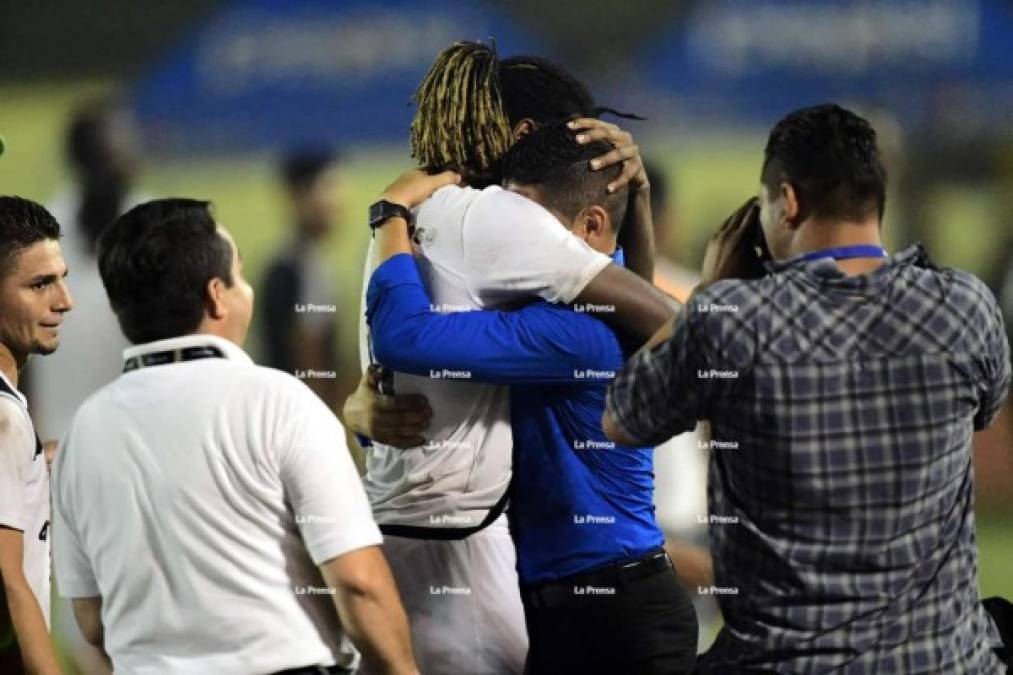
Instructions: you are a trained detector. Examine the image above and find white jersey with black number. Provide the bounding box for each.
[358,184,612,529]
[0,370,51,628]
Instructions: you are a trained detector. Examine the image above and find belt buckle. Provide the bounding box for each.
[619,550,669,581]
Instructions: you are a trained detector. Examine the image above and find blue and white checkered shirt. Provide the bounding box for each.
[607,245,1010,673]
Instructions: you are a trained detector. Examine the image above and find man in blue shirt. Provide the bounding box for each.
[365,123,698,674]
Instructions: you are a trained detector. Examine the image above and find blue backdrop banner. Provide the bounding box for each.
[635,0,1013,130]
[131,0,543,154]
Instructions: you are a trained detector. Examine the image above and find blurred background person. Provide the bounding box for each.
[23,96,146,675]
[260,147,347,411]
[647,160,699,302]
[27,96,143,443]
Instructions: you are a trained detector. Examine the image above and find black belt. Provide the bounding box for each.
[521,549,672,609]
[379,489,510,540]
[123,345,225,372]
[273,665,352,674]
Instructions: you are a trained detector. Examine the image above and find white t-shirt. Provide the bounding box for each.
[52,334,383,674]
[359,185,612,528]
[0,371,51,628]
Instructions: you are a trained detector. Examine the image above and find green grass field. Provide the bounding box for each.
[2,81,1011,670]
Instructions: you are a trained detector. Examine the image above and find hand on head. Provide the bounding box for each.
[569,118,648,194]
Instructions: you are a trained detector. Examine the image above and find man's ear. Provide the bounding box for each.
[581,205,609,241]
[205,277,228,321]
[512,119,535,142]
[781,182,802,229]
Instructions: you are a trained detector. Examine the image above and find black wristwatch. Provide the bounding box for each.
[368,200,412,231]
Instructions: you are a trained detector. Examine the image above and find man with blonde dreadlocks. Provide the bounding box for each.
[347,42,677,675]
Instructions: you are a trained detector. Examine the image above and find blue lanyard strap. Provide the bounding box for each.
[798,245,888,263]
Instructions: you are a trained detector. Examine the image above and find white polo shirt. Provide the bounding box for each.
[359,185,612,528]
[52,334,382,674]
[0,370,51,628]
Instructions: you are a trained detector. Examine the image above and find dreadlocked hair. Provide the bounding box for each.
[410,42,513,184]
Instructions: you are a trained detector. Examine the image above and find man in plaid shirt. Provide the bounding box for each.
[604,104,1010,673]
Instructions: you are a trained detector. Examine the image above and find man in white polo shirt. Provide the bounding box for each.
[0,196,68,675]
[52,198,418,675]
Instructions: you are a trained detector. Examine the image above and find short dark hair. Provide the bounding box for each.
[0,197,62,279]
[501,122,628,233]
[279,146,340,192]
[761,104,886,222]
[98,198,233,344]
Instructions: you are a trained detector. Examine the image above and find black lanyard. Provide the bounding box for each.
[123,345,226,372]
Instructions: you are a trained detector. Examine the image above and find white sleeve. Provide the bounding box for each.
[0,399,27,532]
[278,389,383,565]
[51,434,100,598]
[462,187,612,305]
[358,237,375,374]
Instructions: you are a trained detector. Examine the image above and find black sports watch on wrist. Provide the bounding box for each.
[368,200,412,231]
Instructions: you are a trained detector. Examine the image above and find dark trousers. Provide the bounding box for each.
[521,550,699,675]
[984,596,1013,668]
